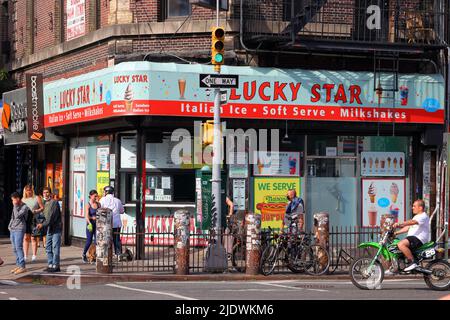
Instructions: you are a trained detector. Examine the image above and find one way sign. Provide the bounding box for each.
[199,74,239,88]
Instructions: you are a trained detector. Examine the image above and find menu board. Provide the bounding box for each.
[361,178,405,227]
[361,152,405,177]
[97,147,110,171]
[253,151,300,177]
[229,152,248,178]
[120,136,137,169]
[144,176,173,202]
[73,148,86,171]
[146,138,193,169]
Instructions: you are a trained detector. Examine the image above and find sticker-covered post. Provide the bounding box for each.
[245,213,261,275]
[314,212,329,252]
[174,209,190,275]
[96,207,113,273]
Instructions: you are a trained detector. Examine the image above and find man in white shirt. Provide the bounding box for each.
[100,186,125,256]
[393,199,430,272]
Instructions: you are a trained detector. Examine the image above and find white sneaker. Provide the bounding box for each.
[31,255,37,262]
[404,262,418,272]
[23,256,27,262]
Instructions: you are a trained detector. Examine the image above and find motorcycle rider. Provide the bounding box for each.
[393,199,430,272]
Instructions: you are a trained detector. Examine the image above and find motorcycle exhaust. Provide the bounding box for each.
[414,266,432,275]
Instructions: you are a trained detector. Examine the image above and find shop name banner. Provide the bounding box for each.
[66,0,86,41]
[120,214,207,246]
[2,88,28,145]
[43,62,445,127]
[253,152,300,177]
[361,152,405,177]
[253,177,301,229]
[362,178,405,227]
[26,74,45,142]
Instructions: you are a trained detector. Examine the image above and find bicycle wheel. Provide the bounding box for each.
[287,244,308,273]
[304,244,330,276]
[260,244,278,276]
[231,242,246,273]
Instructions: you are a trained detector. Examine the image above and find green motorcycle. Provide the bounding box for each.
[350,220,450,291]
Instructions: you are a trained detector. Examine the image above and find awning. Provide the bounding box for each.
[43,61,445,127]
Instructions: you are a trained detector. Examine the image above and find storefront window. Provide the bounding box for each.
[307,158,357,177]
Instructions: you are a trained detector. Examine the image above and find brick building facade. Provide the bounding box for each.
[5,0,238,87]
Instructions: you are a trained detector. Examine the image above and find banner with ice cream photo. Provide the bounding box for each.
[253,152,300,177]
[361,178,405,227]
[361,152,405,177]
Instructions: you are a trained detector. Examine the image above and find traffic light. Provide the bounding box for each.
[211,26,225,72]
[202,120,215,145]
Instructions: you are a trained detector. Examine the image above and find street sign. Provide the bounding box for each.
[199,74,239,88]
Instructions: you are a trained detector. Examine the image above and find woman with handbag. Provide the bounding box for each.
[82,190,100,263]
[22,185,44,262]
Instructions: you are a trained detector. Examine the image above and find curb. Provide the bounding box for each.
[13,272,424,286]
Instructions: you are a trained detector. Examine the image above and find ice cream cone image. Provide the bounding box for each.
[390,182,399,203]
[393,157,397,168]
[124,83,133,112]
[368,182,376,203]
[369,158,373,169]
[257,159,264,174]
[125,100,133,112]
[391,194,398,203]
[399,157,403,169]
[387,157,391,168]
[375,158,379,169]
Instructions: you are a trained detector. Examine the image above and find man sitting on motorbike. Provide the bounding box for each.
[393,199,430,272]
[282,189,305,248]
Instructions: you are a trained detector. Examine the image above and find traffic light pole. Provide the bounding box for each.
[205,0,227,272]
[212,87,222,240]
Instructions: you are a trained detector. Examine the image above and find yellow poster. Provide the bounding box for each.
[96,172,110,199]
[253,177,301,229]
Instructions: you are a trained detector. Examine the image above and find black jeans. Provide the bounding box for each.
[112,227,122,255]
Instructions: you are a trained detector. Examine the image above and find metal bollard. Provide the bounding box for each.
[245,213,261,275]
[313,212,329,251]
[96,208,113,273]
[174,209,190,275]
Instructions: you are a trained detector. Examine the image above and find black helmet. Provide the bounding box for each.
[104,186,114,195]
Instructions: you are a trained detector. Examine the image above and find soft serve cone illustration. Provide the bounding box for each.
[390,182,399,203]
[368,182,376,203]
[124,83,133,112]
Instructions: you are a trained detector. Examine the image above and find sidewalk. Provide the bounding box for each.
[0,238,425,286]
[0,237,95,282]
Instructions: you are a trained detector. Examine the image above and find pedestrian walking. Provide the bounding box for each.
[37,187,62,273]
[9,192,29,275]
[22,184,44,262]
[82,190,100,263]
[99,186,124,257]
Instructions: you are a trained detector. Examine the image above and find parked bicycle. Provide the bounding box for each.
[350,217,450,291]
[260,227,330,276]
